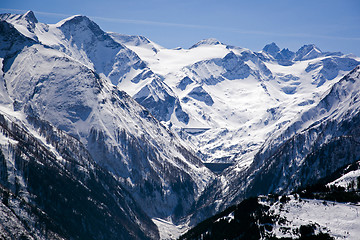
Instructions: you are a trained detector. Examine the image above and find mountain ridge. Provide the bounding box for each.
[114,30,359,165]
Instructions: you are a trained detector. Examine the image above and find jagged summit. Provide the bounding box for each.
[50,14,117,65]
[108,32,162,55]
[261,42,295,65]
[190,38,222,49]
[108,33,152,46]
[295,44,322,61]
[53,14,127,53]
[262,42,280,56]
[0,10,39,41]
[261,43,325,63]
[55,14,93,28]
[22,10,38,23]
[0,10,38,24]
[298,43,321,52]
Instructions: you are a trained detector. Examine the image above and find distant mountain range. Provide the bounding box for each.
[0,11,359,239]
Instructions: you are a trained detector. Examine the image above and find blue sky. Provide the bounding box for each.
[1,0,360,55]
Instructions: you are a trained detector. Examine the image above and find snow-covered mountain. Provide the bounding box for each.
[114,35,359,166]
[1,10,360,239]
[0,11,214,228]
[0,11,148,86]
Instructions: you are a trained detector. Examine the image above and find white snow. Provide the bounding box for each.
[328,166,360,189]
[152,218,189,240]
[125,43,230,76]
[268,196,360,239]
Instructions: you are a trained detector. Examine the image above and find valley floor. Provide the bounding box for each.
[152,218,189,240]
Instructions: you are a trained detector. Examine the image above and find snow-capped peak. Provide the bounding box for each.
[22,10,38,23]
[55,15,93,28]
[262,42,280,57]
[0,10,39,41]
[0,10,38,24]
[54,14,116,50]
[190,38,222,48]
[108,33,152,46]
[298,43,321,52]
[295,44,322,61]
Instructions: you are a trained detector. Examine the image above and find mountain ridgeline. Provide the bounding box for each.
[0,11,359,239]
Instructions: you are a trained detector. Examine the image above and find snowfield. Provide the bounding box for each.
[112,33,360,167]
[265,196,360,240]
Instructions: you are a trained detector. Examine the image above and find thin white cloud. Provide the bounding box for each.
[0,8,71,18]
[1,8,359,41]
[90,16,213,29]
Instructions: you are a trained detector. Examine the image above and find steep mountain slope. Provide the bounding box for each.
[0,107,159,240]
[0,14,214,224]
[190,66,360,223]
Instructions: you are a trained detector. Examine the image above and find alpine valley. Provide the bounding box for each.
[0,11,359,239]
